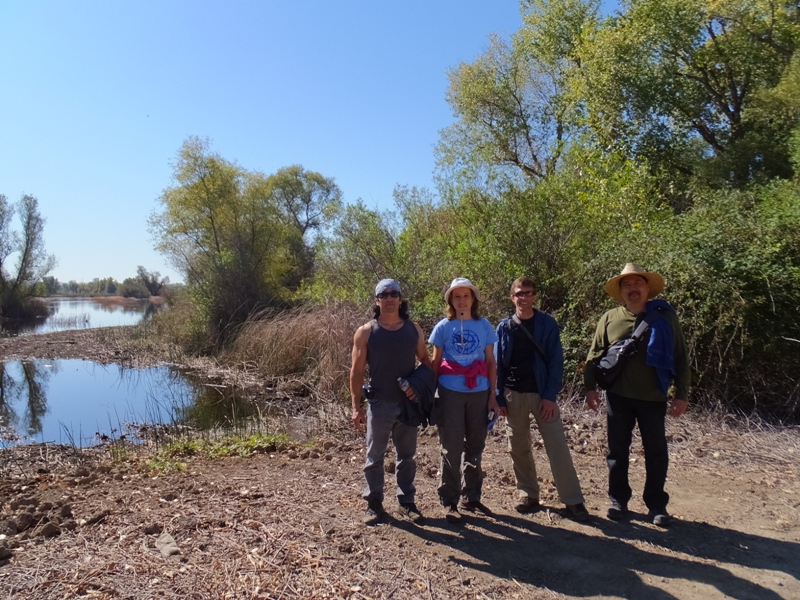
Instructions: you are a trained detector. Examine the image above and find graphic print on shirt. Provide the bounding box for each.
[451,327,481,356]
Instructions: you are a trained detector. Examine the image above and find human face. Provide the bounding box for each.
[450,287,474,319]
[511,285,536,316]
[619,275,649,309]
[375,290,401,313]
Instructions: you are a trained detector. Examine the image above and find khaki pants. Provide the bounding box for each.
[505,390,584,506]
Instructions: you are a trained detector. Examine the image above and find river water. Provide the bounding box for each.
[0,298,259,447]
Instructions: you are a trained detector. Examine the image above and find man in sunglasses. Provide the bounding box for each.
[495,277,590,521]
[350,278,431,525]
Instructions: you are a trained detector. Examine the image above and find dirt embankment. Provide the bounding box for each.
[1,328,799,599]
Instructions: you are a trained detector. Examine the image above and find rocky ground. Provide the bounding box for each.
[1,329,799,599]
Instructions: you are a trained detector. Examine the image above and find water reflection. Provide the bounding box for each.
[0,358,261,447]
[1,297,160,337]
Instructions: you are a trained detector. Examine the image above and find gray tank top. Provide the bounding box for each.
[366,318,418,403]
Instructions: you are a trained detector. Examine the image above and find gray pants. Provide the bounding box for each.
[505,390,584,506]
[362,397,417,504]
[437,386,489,506]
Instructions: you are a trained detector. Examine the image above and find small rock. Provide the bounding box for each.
[0,545,11,560]
[38,522,61,538]
[156,532,181,557]
[39,502,54,511]
[322,441,336,450]
[74,467,91,478]
[62,520,77,531]
[143,523,163,535]
[16,514,33,532]
[60,505,73,518]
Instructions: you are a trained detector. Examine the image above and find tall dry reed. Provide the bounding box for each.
[225,302,366,400]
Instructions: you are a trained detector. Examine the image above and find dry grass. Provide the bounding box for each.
[224,302,365,400]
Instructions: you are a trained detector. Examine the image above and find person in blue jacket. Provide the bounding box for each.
[495,276,590,521]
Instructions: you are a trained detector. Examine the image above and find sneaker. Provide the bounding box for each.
[397,502,425,524]
[460,499,493,516]
[565,503,591,522]
[515,497,541,514]
[444,504,462,523]
[650,511,671,527]
[363,499,385,526]
[607,499,628,520]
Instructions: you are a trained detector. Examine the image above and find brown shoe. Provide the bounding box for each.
[515,497,541,514]
[363,499,385,526]
[566,503,591,522]
[444,504,462,523]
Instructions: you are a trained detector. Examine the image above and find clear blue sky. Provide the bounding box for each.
[0,1,617,285]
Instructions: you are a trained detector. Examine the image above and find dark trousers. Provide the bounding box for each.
[606,392,669,512]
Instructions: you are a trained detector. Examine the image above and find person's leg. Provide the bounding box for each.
[462,389,489,502]
[606,392,636,508]
[505,390,539,501]
[532,394,584,506]
[392,419,418,505]
[437,387,466,507]
[362,398,394,502]
[637,399,669,513]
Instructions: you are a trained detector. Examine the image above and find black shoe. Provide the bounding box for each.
[515,497,541,514]
[460,499,493,516]
[607,499,628,520]
[444,504,462,523]
[398,502,425,524]
[363,499,385,526]
[650,511,671,527]
[566,503,591,522]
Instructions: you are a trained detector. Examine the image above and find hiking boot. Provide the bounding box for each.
[566,503,591,522]
[397,502,425,524]
[650,511,671,527]
[515,497,541,514]
[607,499,628,520]
[363,499,385,526]
[444,504,462,523]
[460,499,493,516]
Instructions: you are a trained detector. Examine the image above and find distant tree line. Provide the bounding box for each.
[40,266,169,299]
[149,0,800,418]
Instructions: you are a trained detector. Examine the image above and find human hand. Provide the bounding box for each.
[404,386,418,401]
[539,399,558,422]
[586,390,601,412]
[352,406,366,431]
[668,399,688,418]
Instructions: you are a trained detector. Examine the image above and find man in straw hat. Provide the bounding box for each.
[351,278,432,525]
[585,263,690,527]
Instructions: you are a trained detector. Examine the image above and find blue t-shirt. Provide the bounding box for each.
[429,317,497,393]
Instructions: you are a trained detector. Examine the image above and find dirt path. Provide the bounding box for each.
[1,329,799,599]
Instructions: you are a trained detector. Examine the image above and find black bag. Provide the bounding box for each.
[595,309,662,390]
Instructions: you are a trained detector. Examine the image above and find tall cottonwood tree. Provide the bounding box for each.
[0,194,56,319]
[150,137,340,346]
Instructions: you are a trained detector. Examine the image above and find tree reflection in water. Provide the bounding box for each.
[0,360,54,440]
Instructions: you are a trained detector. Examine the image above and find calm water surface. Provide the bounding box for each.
[1,297,155,336]
[0,358,260,448]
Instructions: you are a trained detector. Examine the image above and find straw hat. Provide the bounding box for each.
[604,263,665,302]
[443,277,484,303]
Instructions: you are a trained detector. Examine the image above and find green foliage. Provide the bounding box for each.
[150,137,341,347]
[0,193,56,319]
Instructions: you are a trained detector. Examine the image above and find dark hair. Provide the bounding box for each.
[372,299,409,320]
[445,290,481,320]
[510,276,538,295]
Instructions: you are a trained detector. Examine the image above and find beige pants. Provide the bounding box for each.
[505,390,584,506]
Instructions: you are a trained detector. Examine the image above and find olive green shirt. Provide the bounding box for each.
[584,306,690,402]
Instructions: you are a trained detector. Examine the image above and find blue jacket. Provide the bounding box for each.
[495,310,564,406]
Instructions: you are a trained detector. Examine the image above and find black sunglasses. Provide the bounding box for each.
[376,290,401,299]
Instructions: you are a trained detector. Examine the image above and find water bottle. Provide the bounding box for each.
[397,377,410,393]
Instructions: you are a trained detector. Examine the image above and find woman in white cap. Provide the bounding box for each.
[428,277,499,523]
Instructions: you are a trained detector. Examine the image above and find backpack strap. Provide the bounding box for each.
[510,314,549,362]
[631,308,664,341]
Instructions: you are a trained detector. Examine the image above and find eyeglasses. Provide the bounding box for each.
[376,291,401,299]
[513,291,534,298]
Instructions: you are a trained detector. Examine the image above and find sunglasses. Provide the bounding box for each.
[376,290,401,299]
[513,291,534,298]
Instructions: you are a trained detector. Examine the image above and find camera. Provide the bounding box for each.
[362,384,375,400]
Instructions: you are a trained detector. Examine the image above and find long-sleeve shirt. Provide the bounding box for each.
[584,305,691,402]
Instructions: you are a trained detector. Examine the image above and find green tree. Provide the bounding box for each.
[150,137,339,347]
[0,194,56,319]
